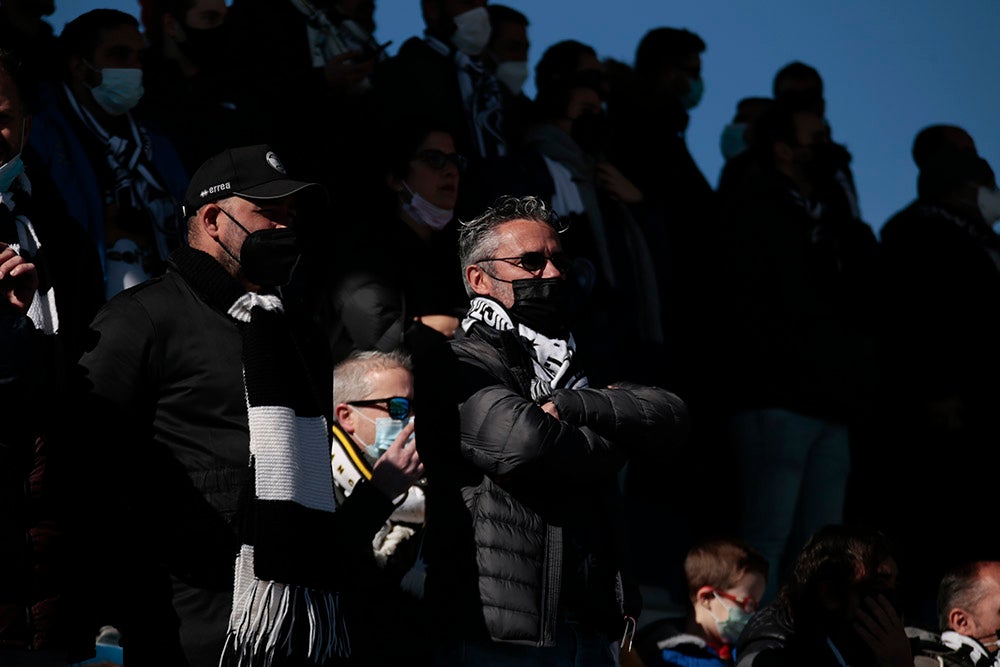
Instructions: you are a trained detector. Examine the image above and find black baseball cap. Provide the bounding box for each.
[182,144,326,217]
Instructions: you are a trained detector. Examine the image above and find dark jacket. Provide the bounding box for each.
[712,159,879,421]
[76,247,393,666]
[424,319,688,646]
[0,164,104,660]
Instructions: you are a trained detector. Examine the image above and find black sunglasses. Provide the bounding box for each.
[479,251,572,274]
[414,148,467,172]
[348,396,412,420]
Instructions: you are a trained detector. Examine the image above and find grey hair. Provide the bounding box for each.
[937,560,998,632]
[332,349,414,406]
[457,195,564,296]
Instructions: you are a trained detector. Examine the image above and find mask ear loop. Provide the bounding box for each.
[620,615,636,653]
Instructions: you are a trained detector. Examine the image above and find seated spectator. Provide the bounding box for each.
[331,349,430,666]
[29,8,188,300]
[734,524,914,667]
[636,538,768,667]
[925,560,1000,666]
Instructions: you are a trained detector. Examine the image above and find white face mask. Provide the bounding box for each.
[978,185,1000,224]
[90,67,144,115]
[495,60,529,95]
[451,6,491,56]
[401,182,453,230]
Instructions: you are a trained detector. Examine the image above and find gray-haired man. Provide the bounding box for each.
[424,195,690,665]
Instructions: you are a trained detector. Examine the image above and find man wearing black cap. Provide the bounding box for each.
[75,144,423,666]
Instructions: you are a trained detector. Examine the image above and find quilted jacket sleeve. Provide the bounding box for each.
[546,381,689,457]
[458,381,630,481]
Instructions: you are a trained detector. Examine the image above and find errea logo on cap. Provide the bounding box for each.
[266,151,286,174]
[199,182,231,198]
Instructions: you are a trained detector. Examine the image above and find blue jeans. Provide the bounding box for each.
[434,620,617,667]
[730,408,850,602]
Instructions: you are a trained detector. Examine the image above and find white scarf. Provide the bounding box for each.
[1,173,58,335]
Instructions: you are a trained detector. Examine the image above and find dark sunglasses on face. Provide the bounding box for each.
[414,148,467,172]
[480,251,572,274]
[347,396,412,420]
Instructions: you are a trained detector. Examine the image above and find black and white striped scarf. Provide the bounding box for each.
[462,296,588,401]
[62,83,183,262]
[220,292,347,667]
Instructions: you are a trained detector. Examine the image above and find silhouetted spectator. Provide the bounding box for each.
[373,0,503,218]
[485,4,533,146]
[713,103,879,603]
[876,136,1000,630]
[0,0,61,83]
[136,0,254,174]
[773,60,861,221]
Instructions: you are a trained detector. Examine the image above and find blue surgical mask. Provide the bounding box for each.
[0,119,26,192]
[710,592,753,645]
[0,155,24,193]
[352,408,414,459]
[89,66,144,115]
[681,76,704,110]
[720,122,748,161]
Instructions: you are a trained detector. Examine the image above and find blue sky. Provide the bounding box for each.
[49,1,1000,233]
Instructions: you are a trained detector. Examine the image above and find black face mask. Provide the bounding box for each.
[218,209,302,287]
[509,278,570,337]
[570,112,610,158]
[239,227,301,287]
[178,24,230,69]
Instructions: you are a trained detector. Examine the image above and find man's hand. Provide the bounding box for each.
[414,314,460,338]
[370,420,423,500]
[0,243,37,314]
[323,50,375,91]
[540,401,560,419]
[596,162,644,204]
[853,593,913,667]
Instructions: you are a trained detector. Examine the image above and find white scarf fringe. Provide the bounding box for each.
[221,546,350,666]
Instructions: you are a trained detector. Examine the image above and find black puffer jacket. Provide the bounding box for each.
[424,321,689,647]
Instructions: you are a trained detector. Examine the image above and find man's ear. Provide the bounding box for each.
[335,403,356,434]
[68,54,90,85]
[466,264,491,296]
[949,607,972,635]
[200,203,222,239]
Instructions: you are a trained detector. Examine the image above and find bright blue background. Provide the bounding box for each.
[49,1,1000,234]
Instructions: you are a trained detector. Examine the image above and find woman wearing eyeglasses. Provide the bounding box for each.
[317,117,472,362]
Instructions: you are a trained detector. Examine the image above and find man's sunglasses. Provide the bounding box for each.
[415,148,467,172]
[348,396,412,420]
[479,251,572,274]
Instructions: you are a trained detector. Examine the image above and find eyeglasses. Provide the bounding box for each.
[478,251,571,274]
[347,396,412,420]
[414,149,467,172]
[713,589,757,614]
